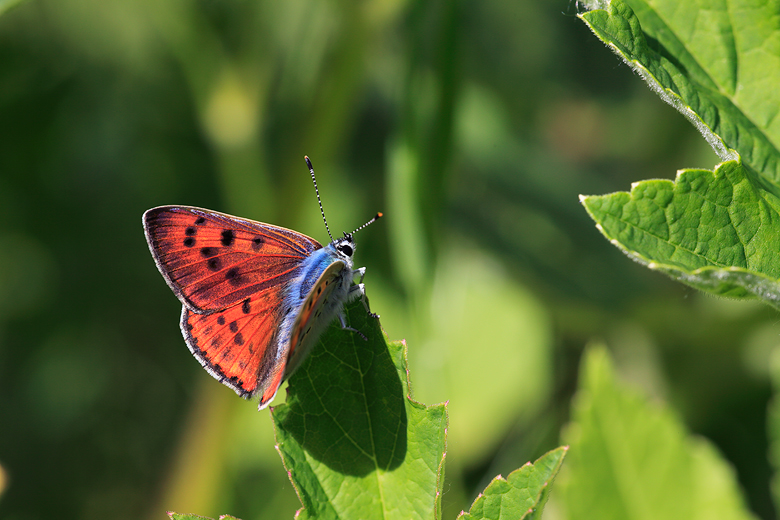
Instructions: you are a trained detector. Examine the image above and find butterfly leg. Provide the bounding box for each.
[360,289,379,319]
[338,312,368,341]
[350,267,379,319]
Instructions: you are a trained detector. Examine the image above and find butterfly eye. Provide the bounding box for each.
[338,244,353,257]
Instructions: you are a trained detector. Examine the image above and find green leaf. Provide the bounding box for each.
[578,0,780,305]
[558,346,757,520]
[457,446,568,520]
[272,300,448,520]
[580,0,780,186]
[581,160,780,308]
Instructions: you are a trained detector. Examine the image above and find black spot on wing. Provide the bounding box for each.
[183,237,195,247]
[185,227,196,236]
[195,217,206,225]
[229,321,238,333]
[221,230,235,247]
[207,258,220,271]
[252,237,264,251]
[201,247,217,257]
[234,333,244,345]
[225,267,240,284]
[217,315,226,326]
[242,298,251,314]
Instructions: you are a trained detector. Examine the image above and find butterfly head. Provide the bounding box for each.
[333,234,356,260]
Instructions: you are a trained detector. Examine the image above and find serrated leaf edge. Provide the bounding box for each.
[578,1,738,164]
[394,338,450,520]
[273,332,450,520]
[455,446,569,520]
[579,163,780,308]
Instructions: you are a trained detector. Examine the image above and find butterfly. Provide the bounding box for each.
[143,156,381,410]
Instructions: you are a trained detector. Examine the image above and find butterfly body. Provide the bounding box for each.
[144,205,371,409]
[280,241,361,373]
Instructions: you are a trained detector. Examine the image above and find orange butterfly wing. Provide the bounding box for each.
[144,206,322,398]
[181,294,284,398]
[144,206,321,312]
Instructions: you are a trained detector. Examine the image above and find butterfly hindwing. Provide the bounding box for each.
[281,261,348,385]
[144,206,322,312]
[181,290,285,398]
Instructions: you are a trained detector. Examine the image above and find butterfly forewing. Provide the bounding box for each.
[182,291,284,398]
[144,206,322,312]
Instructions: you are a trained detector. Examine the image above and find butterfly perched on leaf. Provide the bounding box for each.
[143,157,381,409]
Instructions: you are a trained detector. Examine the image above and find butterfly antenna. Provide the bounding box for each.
[349,212,383,236]
[305,155,334,242]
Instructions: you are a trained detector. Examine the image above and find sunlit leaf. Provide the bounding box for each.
[558,346,757,520]
[457,446,567,520]
[272,301,448,519]
[581,160,780,308]
[579,0,780,306]
[580,0,780,185]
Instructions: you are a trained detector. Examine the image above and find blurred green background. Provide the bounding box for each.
[0,0,777,519]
